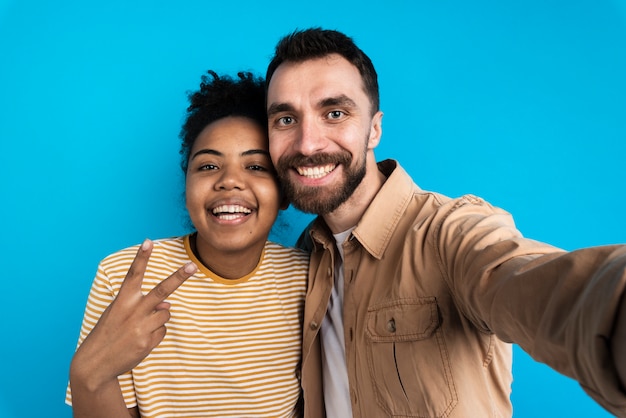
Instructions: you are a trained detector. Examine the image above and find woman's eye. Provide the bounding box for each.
[199,163,217,171]
[248,164,268,172]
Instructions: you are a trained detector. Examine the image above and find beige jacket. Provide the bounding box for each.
[299,160,626,417]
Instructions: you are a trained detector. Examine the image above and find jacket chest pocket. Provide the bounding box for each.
[365,298,457,417]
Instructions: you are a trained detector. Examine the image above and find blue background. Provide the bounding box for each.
[1,1,625,417]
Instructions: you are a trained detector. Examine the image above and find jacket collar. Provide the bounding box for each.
[308,159,416,259]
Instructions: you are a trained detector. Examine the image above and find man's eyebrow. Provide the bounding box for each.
[267,102,294,117]
[319,95,357,109]
[267,95,357,117]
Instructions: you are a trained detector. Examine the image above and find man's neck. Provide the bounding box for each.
[323,160,386,234]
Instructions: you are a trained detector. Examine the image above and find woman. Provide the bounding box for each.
[67,71,308,417]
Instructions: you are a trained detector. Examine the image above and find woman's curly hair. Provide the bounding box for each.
[179,70,267,174]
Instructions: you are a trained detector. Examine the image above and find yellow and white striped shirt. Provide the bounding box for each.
[67,235,309,417]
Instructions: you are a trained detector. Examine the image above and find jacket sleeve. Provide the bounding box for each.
[433,195,626,416]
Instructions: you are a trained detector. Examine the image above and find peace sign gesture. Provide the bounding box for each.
[69,239,197,418]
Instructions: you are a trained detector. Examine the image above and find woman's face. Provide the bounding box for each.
[185,116,282,262]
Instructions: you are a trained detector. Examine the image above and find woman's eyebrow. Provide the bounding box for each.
[242,149,270,157]
[190,148,221,160]
[191,148,270,160]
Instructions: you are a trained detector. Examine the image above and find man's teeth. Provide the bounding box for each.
[296,164,335,179]
[212,205,251,220]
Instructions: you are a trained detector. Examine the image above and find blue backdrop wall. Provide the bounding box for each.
[1,1,625,417]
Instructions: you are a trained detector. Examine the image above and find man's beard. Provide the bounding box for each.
[276,150,366,215]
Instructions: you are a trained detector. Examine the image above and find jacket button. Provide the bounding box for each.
[310,321,319,330]
[387,318,396,333]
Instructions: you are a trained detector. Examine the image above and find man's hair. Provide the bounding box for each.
[266,28,379,115]
[180,70,267,174]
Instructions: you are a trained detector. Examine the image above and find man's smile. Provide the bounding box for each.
[296,164,337,179]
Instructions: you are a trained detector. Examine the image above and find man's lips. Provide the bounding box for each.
[295,164,337,179]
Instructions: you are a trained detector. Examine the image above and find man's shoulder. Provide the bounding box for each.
[294,219,322,252]
[380,159,502,216]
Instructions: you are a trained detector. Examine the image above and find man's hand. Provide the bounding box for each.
[70,239,198,392]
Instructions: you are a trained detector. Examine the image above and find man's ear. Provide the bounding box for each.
[367,111,383,150]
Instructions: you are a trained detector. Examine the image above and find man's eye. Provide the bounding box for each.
[278,116,294,126]
[328,110,344,119]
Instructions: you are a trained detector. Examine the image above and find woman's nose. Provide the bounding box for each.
[214,166,245,190]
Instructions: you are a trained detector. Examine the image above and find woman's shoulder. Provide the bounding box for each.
[266,240,309,255]
[265,241,310,264]
[100,236,187,267]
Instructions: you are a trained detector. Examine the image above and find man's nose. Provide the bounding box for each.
[293,117,327,156]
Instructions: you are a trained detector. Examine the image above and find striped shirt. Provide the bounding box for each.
[66,235,309,417]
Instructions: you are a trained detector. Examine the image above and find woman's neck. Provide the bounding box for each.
[190,233,265,280]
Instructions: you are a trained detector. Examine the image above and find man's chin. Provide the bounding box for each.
[288,191,324,214]
[289,190,346,215]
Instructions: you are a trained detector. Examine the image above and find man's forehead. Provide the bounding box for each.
[267,56,365,105]
[276,54,359,79]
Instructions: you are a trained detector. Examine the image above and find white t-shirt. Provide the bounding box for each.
[321,228,354,417]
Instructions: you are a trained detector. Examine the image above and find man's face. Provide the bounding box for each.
[266,54,382,215]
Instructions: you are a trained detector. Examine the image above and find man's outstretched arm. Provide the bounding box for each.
[613,294,626,392]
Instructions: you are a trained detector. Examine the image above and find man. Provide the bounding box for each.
[265,28,626,417]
